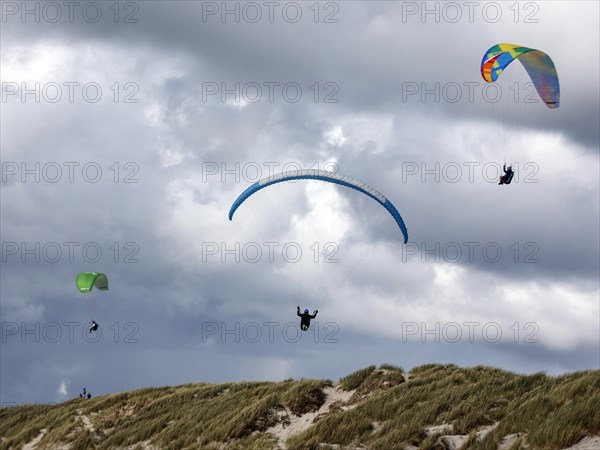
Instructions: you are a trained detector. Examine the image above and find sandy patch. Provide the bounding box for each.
[440,434,469,449]
[21,428,47,450]
[564,436,600,450]
[498,433,524,450]
[80,414,94,432]
[267,386,355,449]
[425,423,453,436]
[477,422,499,440]
[123,439,162,450]
[426,422,500,450]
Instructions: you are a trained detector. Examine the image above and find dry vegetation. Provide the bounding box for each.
[1,364,599,449]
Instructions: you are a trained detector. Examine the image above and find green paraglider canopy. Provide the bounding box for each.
[76,272,109,293]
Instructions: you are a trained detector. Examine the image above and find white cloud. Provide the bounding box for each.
[324,126,346,147]
[58,380,68,396]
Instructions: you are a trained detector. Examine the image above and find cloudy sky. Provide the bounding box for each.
[1,1,598,405]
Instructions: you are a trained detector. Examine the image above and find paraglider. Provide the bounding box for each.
[499,164,515,185]
[481,43,560,109]
[297,306,318,331]
[76,272,108,330]
[89,320,99,333]
[481,44,559,184]
[228,169,409,244]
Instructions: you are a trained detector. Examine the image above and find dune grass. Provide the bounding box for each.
[1,365,598,449]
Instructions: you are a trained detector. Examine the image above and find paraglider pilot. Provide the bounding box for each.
[89,321,99,333]
[499,164,514,185]
[297,306,318,331]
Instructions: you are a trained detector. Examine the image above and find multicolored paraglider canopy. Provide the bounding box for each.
[229,169,409,244]
[481,43,560,108]
[76,272,109,293]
